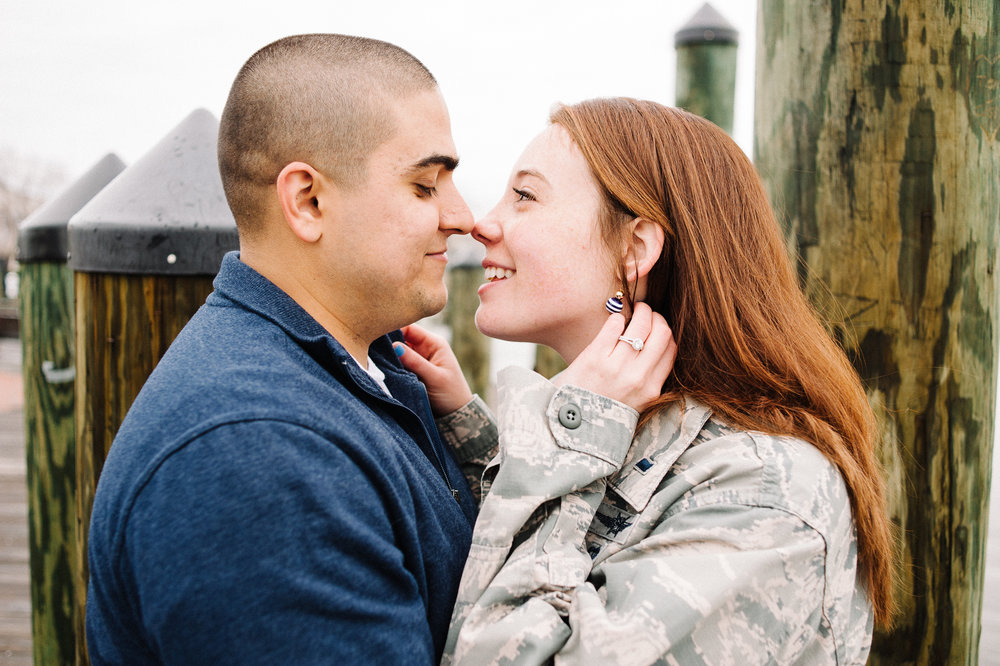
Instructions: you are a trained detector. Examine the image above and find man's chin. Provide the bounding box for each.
[425,286,449,317]
[400,289,448,328]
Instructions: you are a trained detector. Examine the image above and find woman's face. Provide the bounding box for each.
[473,124,619,362]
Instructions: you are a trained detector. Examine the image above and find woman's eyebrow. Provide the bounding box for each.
[515,168,548,184]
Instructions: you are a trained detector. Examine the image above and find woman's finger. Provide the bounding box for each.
[613,313,673,384]
[642,316,673,358]
[642,317,677,382]
[589,312,628,357]
[637,313,670,354]
[393,341,436,377]
[614,302,653,354]
[401,324,445,357]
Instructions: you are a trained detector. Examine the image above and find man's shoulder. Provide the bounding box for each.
[107,303,371,474]
[90,316,389,557]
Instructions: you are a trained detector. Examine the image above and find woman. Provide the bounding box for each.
[397,98,894,665]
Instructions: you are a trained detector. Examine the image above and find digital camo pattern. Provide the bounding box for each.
[440,367,873,665]
[436,395,500,504]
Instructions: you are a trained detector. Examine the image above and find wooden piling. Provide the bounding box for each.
[67,109,237,663]
[755,1,999,663]
[445,270,490,398]
[674,3,739,134]
[443,235,490,399]
[16,153,124,666]
[18,261,77,664]
[533,346,567,379]
[72,273,215,662]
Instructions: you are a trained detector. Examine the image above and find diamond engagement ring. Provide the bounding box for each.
[618,335,644,351]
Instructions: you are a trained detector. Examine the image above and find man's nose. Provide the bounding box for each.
[441,189,474,235]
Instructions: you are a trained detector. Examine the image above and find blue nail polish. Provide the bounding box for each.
[394,344,406,357]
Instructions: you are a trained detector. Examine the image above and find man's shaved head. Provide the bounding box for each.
[218,34,437,235]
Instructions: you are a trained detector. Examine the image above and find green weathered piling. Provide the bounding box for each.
[443,235,490,398]
[674,3,739,134]
[755,1,999,663]
[533,346,567,380]
[67,109,237,663]
[16,153,125,666]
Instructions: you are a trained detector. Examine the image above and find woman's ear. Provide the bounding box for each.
[276,162,326,243]
[625,217,665,282]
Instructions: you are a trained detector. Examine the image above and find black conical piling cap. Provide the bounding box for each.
[675,3,739,46]
[16,153,126,263]
[68,109,238,276]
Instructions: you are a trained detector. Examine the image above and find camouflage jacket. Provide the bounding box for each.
[437,366,873,665]
[436,394,501,505]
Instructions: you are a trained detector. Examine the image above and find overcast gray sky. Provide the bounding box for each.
[1,0,756,215]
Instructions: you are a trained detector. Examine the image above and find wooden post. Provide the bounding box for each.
[16,153,124,666]
[755,1,999,663]
[67,109,237,663]
[533,345,567,379]
[674,3,739,134]
[443,235,490,398]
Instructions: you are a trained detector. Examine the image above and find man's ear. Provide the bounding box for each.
[276,162,327,243]
[625,217,665,282]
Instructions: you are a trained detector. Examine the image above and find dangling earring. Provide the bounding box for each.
[604,290,624,314]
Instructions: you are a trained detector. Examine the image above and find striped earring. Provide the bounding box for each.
[604,290,624,314]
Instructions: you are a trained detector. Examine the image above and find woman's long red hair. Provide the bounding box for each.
[552,98,894,627]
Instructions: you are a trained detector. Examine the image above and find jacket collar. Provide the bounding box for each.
[211,251,410,401]
[210,252,472,518]
[608,397,713,513]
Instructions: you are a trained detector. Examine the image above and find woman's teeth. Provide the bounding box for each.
[485,266,514,282]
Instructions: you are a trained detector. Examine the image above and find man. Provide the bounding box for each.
[86,34,487,664]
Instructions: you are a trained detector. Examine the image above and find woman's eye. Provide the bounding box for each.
[416,184,437,197]
[512,188,534,202]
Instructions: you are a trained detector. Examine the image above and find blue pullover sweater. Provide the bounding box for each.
[86,252,477,665]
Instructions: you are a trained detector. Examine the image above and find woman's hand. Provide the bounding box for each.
[556,303,676,412]
[395,324,474,416]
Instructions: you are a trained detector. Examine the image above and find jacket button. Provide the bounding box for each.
[558,403,582,429]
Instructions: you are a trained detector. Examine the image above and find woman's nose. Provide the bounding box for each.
[472,207,502,245]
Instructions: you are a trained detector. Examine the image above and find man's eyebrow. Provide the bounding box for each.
[405,154,460,174]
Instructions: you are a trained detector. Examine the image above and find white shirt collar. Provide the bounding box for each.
[356,355,392,396]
